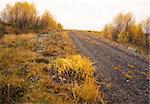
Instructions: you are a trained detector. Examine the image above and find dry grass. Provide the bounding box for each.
[123,73,134,80]
[1,33,36,50]
[52,55,94,75]
[0,48,37,69]
[127,64,136,68]
[72,78,100,103]
[0,32,102,104]
[113,65,122,71]
[47,55,101,103]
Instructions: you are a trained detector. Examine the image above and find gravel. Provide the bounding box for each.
[69,31,149,104]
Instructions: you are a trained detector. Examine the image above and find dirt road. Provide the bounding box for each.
[69,31,149,104]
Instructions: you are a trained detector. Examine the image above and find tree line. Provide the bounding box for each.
[101,12,149,53]
[0,1,63,34]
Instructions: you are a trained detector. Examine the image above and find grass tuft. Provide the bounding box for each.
[0,32,102,104]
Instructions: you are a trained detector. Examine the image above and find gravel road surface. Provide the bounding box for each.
[69,31,149,104]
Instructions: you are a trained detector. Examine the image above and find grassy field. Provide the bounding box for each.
[0,31,103,104]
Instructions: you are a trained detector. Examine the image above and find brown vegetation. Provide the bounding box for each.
[101,12,149,54]
[0,31,102,104]
[0,1,62,34]
[0,1,102,103]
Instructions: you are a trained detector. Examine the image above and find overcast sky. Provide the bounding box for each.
[0,0,149,30]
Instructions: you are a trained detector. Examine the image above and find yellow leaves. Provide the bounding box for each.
[103,24,113,39]
[41,10,57,30]
[100,12,148,54]
[57,23,63,30]
[1,1,59,33]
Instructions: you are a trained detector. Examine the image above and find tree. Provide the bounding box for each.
[112,12,135,43]
[142,17,150,35]
[113,12,134,33]
[57,23,63,30]
[12,2,37,31]
[41,10,57,31]
[102,24,113,39]
[142,17,150,47]
[0,4,12,24]
[0,1,60,33]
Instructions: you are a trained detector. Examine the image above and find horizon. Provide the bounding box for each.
[0,0,149,31]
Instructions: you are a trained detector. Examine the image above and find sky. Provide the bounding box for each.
[0,0,149,30]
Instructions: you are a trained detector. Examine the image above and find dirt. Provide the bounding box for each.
[69,30,149,104]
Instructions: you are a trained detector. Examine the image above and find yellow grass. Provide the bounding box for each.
[72,78,100,102]
[51,55,94,76]
[0,32,101,104]
[1,33,36,50]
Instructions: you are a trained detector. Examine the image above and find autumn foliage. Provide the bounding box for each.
[101,13,149,54]
[0,1,62,34]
